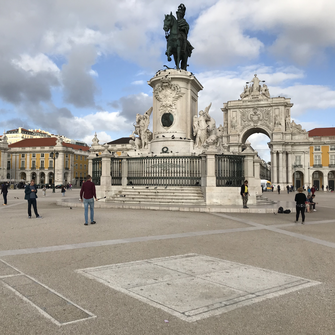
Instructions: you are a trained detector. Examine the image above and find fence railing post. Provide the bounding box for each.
[100,152,111,193]
[205,151,217,187]
[122,158,128,187]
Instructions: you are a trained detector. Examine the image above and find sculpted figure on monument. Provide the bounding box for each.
[274,114,281,127]
[130,107,153,150]
[291,120,306,134]
[163,4,194,70]
[285,115,291,131]
[241,75,270,100]
[240,84,250,99]
[261,84,270,98]
[193,103,218,148]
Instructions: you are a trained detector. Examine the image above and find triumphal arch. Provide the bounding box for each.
[222,74,310,187]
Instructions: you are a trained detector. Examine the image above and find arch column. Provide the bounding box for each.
[287,152,292,185]
[323,172,328,191]
[271,151,277,183]
[278,151,283,184]
[304,151,309,188]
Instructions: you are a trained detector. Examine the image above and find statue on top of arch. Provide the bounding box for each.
[240,74,270,100]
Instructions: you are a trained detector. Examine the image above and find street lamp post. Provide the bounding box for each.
[50,150,59,193]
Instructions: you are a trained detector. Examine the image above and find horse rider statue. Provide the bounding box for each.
[164,4,194,70]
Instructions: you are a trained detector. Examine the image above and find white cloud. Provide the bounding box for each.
[12,53,60,74]
[131,80,145,85]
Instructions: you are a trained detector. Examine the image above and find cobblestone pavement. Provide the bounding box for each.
[1,189,335,334]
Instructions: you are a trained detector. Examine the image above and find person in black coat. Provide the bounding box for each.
[295,187,307,224]
[1,182,9,205]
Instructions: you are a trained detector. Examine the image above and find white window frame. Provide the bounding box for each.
[314,155,321,165]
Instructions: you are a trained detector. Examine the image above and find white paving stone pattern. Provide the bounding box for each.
[77,254,321,322]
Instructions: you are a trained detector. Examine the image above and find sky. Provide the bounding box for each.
[1,0,335,163]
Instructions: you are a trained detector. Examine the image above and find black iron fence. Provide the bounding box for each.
[127,156,202,186]
[92,157,102,185]
[111,158,122,185]
[216,155,244,187]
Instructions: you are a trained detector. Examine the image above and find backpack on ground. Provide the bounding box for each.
[283,209,291,214]
[278,207,284,213]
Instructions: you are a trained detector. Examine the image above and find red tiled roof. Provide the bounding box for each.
[8,137,89,151]
[63,142,90,151]
[308,128,335,137]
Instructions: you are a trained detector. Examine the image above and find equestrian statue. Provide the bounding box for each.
[163,4,194,70]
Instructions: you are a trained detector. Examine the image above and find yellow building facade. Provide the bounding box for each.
[7,137,89,186]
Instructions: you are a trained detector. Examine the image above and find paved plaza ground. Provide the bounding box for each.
[1,189,335,334]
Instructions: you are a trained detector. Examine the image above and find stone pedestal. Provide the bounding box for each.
[148,69,203,155]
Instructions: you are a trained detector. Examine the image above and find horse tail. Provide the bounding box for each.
[186,40,194,57]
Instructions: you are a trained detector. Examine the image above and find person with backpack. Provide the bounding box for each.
[295,187,307,224]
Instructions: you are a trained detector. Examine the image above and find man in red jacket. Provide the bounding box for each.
[80,175,98,225]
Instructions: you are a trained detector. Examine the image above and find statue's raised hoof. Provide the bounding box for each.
[167,57,172,61]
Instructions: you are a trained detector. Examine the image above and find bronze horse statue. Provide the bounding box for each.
[163,12,193,70]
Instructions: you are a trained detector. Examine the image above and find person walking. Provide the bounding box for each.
[277,185,280,194]
[61,185,66,197]
[240,180,249,209]
[286,185,290,194]
[1,182,9,206]
[295,187,307,224]
[311,185,316,196]
[42,185,46,196]
[25,180,42,219]
[80,175,98,225]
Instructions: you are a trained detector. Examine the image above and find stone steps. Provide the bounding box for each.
[107,186,205,205]
[256,195,276,205]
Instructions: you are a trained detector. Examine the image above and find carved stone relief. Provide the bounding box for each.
[153,77,184,128]
[240,108,272,129]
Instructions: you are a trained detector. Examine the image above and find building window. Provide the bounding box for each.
[80,164,82,169]
[65,161,69,168]
[330,155,335,165]
[21,154,25,158]
[21,161,25,168]
[41,153,44,158]
[66,154,68,158]
[80,156,82,160]
[84,164,87,170]
[7,161,10,169]
[314,172,319,178]
[330,145,335,151]
[32,153,36,158]
[314,155,321,165]
[41,161,45,168]
[49,160,53,168]
[295,156,301,165]
[314,146,320,151]
[75,164,78,169]
[76,155,78,159]
[32,161,36,168]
